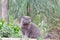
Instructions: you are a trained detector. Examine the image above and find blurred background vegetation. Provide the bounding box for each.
[0,0,60,39]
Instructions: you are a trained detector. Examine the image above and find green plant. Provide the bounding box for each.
[0,19,22,38]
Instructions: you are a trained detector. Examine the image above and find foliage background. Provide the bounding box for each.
[0,0,60,38]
